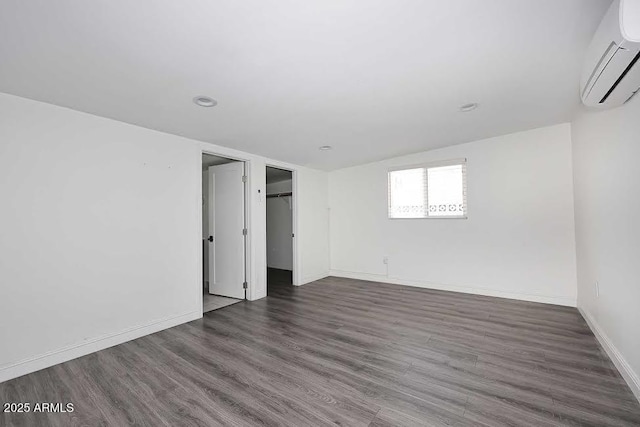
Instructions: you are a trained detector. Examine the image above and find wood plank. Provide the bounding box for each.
[1,274,639,426]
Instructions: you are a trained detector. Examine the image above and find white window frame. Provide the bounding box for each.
[388,158,467,220]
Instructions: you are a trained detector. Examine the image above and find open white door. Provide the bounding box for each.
[208,162,246,299]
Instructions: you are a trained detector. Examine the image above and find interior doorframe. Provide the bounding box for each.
[201,149,251,310]
[265,164,299,289]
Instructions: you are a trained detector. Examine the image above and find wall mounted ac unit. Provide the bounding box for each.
[581,0,640,108]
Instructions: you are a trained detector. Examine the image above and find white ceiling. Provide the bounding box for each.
[0,0,610,170]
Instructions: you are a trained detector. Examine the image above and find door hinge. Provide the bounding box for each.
[242,175,247,183]
[243,282,248,289]
[242,228,248,236]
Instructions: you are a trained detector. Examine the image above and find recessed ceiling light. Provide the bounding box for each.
[459,103,478,112]
[319,145,332,151]
[193,96,218,107]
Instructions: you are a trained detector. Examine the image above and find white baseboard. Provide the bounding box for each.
[0,310,202,384]
[299,271,330,286]
[579,307,640,403]
[329,270,577,307]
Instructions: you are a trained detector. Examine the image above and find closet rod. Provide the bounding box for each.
[266,192,292,198]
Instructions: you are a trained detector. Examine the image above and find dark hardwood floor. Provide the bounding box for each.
[2,277,640,426]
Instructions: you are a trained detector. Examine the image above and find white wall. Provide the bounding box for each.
[297,170,330,285]
[0,92,330,382]
[266,180,293,270]
[329,124,578,306]
[572,98,640,399]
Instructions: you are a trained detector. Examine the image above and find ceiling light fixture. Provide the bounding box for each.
[319,145,333,151]
[459,103,478,112]
[193,96,218,107]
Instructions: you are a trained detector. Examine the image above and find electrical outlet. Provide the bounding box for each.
[383,256,388,265]
[595,281,600,297]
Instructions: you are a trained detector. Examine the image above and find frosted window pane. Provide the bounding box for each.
[427,165,464,216]
[388,168,426,218]
[388,161,466,219]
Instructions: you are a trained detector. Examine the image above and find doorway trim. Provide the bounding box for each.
[265,164,299,289]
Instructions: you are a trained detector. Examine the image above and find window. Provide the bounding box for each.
[388,159,467,219]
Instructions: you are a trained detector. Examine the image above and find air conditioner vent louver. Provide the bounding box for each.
[599,50,640,103]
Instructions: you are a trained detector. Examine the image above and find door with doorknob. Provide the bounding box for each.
[207,162,246,299]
